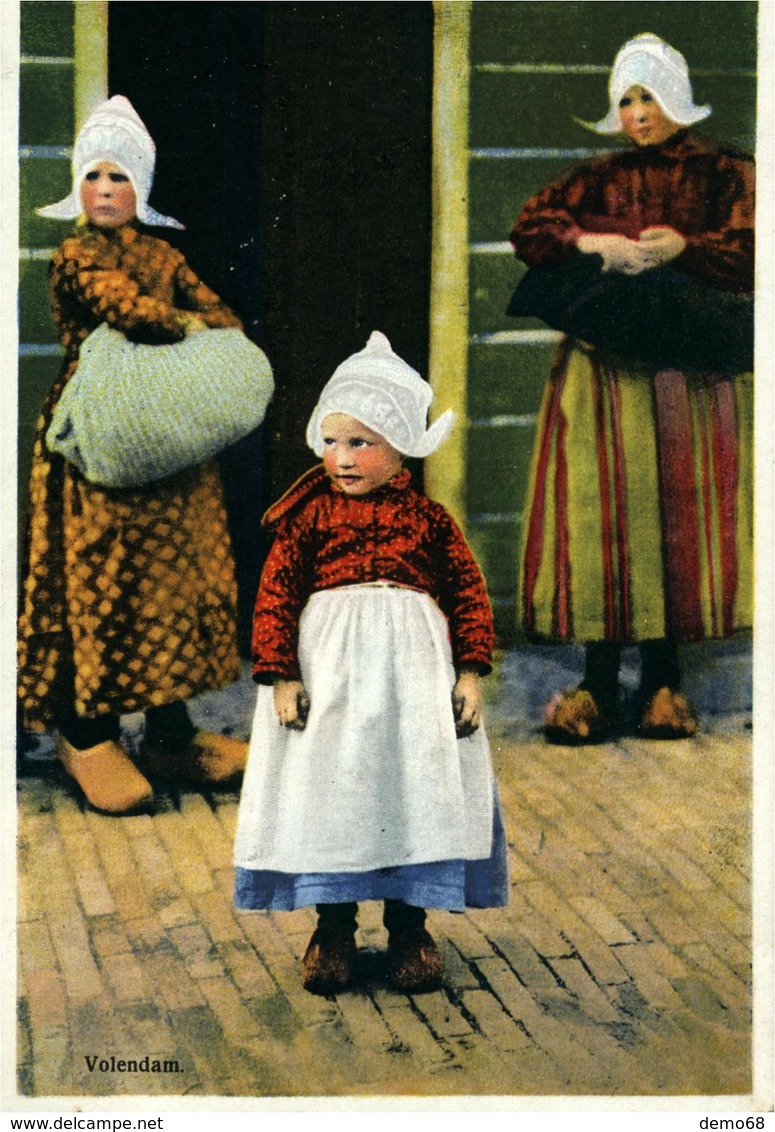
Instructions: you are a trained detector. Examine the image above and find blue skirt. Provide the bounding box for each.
[234,793,509,912]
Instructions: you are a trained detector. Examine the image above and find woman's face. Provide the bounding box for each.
[618,85,678,146]
[81,161,137,227]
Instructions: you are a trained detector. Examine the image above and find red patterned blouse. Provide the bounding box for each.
[251,467,495,683]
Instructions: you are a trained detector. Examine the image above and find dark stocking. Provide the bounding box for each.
[315,902,359,939]
[143,701,197,756]
[639,639,681,700]
[383,899,427,936]
[579,641,622,716]
[59,712,121,750]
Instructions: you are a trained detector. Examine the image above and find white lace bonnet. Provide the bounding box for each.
[580,34,712,135]
[306,331,455,458]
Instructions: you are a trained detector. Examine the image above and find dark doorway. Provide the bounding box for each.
[108,1,435,646]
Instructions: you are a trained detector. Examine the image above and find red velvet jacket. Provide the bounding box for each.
[251,467,495,683]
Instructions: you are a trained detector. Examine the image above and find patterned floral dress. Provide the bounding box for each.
[510,130,754,644]
[18,221,243,732]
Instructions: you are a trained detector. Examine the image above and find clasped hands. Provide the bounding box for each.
[576,226,686,275]
[273,669,483,738]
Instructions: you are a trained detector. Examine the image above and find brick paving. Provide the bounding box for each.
[15,642,755,1099]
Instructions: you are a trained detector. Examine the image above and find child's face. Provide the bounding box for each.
[321,413,404,495]
[81,162,137,227]
[618,85,677,146]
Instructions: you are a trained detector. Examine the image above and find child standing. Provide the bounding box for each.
[234,332,508,994]
[19,96,249,813]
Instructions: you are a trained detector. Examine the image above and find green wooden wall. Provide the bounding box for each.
[463,0,757,639]
[18,1,76,534]
[17,2,758,644]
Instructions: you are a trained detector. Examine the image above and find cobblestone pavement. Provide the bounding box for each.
[15,642,755,1100]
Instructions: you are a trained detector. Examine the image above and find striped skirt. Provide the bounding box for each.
[519,338,753,643]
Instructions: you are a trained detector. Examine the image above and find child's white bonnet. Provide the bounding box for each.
[37,95,184,229]
[306,331,455,458]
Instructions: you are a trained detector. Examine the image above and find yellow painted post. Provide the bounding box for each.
[74,0,108,127]
[425,0,471,529]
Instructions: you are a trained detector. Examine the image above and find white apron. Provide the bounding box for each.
[234,585,495,874]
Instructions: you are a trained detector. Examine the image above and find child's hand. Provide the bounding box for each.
[452,669,483,738]
[273,679,310,730]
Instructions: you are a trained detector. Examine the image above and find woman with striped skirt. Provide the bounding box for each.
[509,34,754,742]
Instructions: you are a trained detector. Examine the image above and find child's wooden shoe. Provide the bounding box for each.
[56,736,154,814]
[301,929,356,995]
[387,927,443,993]
[638,687,697,739]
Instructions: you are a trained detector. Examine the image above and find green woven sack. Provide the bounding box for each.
[47,323,274,488]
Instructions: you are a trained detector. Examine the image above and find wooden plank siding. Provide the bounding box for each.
[17,1,107,547]
[16,3,757,643]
